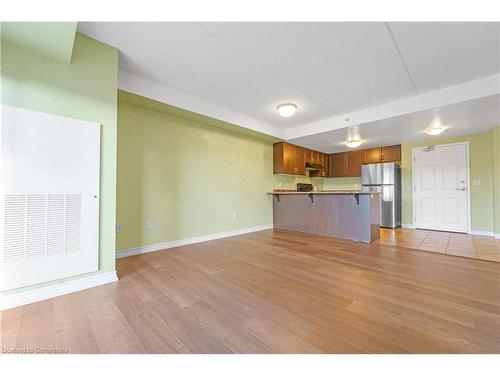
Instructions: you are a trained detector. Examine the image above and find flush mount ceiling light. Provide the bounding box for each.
[425,126,446,136]
[277,103,297,118]
[425,120,447,136]
[345,139,363,148]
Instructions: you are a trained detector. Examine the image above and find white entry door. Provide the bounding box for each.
[413,143,469,233]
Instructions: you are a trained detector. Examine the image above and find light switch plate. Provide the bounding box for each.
[116,224,123,233]
[145,220,153,230]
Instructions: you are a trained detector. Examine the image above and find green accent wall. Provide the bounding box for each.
[493,127,500,235]
[117,92,278,251]
[401,132,495,233]
[1,22,77,63]
[1,33,118,290]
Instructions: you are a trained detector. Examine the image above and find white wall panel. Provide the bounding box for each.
[0,105,100,291]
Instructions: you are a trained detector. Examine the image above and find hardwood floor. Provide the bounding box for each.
[376,228,500,262]
[2,229,500,353]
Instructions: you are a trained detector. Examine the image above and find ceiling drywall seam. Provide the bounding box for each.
[385,22,419,94]
[194,22,334,116]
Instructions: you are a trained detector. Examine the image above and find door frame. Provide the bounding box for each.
[411,141,471,234]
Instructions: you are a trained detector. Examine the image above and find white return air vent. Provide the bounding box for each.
[3,194,82,263]
[1,105,100,291]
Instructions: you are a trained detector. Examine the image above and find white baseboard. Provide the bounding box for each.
[495,233,500,240]
[116,224,273,259]
[470,230,494,237]
[0,271,118,311]
[401,224,414,229]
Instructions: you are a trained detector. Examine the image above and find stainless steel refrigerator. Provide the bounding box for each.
[361,162,401,228]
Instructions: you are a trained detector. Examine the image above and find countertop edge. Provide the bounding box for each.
[267,191,377,195]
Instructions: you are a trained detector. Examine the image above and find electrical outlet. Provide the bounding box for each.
[145,220,153,230]
[232,212,237,220]
[116,224,123,233]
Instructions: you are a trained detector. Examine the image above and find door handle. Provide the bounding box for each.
[456,187,466,191]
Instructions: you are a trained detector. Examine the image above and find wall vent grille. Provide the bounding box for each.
[3,194,82,263]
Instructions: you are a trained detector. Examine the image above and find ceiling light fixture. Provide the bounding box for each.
[345,139,363,148]
[277,103,297,118]
[425,127,446,136]
[425,120,447,136]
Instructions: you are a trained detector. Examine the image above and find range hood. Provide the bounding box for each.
[305,162,323,170]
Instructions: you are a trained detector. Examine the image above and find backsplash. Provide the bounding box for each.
[322,177,361,191]
[274,175,361,191]
[273,174,320,190]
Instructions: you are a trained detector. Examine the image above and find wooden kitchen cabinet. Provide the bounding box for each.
[328,152,346,177]
[274,142,328,176]
[273,142,305,175]
[345,150,364,177]
[309,150,328,177]
[305,149,321,164]
[328,150,364,177]
[303,148,312,164]
[381,145,401,162]
[274,142,399,177]
[364,145,401,164]
[364,147,382,164]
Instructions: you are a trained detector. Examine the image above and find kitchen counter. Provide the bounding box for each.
[269,190,380,243]
[267,190,371,195]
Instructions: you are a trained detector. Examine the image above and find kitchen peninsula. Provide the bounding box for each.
[268,191,380,243]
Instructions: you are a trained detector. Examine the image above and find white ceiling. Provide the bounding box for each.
[77,22,500,146]
[292,94,500,153]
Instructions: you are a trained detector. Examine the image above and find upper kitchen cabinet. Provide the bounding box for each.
[303,148,314,164]
[273,142,305,175]
[363,145,401,164]
[273,142,400,177]
[328,152,346,177]
[345,150,364,177]
[308,150,328,177]
[381,145,401,162]
[363,147,382,164]
[328,150,363,177]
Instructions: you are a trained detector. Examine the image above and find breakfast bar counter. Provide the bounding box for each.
[267,191,380,243]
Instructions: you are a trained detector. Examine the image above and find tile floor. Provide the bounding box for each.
[376,228,500,263]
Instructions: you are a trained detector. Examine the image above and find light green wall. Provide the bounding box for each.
[1,22,77,63]
[119,90,280,143]
[1,34,118,287]
[117,93,279,251]
[401,132,495,232]
[493,127,500,235]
